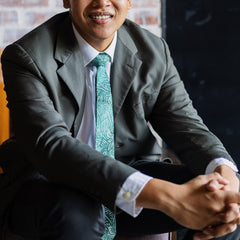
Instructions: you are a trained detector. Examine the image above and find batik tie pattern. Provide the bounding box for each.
[91,53,116,240]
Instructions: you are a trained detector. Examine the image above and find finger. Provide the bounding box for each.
[200,222,238,239]
[193,229,214,240]
[216,203,240,223]
[206,179,225,192]
[210,172,229,182]
[215,176,230,185]
[206,172,229,185]
[237,216,240,225]
[235,212,240,225]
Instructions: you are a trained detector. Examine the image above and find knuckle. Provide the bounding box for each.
[197,174,204,181]
[233,207,240,216]
[213,172,221,178]
[208,204,220,214]
[226,224,237,233]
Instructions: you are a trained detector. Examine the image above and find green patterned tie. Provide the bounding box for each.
[91,53,116,240]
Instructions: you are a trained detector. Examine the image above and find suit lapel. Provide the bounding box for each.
[55,16,86,136]
[111,24,142,117]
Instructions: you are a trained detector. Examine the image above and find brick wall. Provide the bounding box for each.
[0,0,161,48]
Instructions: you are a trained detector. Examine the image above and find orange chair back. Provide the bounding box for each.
[0,49,10,144]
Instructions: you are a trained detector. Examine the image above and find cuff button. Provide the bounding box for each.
[123,191,131,199]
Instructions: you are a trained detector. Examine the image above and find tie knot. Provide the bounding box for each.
[91,53,110,67]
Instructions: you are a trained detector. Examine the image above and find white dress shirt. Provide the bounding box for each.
[72,25,238,217]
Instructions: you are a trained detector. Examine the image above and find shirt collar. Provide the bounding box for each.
[72,24,117,67]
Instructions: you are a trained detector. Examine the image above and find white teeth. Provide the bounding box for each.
[91,15,111,20]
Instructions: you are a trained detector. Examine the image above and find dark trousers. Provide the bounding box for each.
[6,161,240,240]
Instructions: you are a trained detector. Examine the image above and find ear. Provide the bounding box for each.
[63,0,70,9]
[127,0,132,9]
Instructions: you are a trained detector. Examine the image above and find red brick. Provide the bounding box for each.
[0,0,48,7]
[134,11,160,25]
[0,0,21,6]
[0,11,18,25]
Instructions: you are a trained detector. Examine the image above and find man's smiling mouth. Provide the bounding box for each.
[89,12,114,22]
[91,15,112,20]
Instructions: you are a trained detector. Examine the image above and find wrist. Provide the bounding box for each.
[215,165,236,177]
[136,178,182,216]
[215,165,239,192]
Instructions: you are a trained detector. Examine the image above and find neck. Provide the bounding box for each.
[88,38,113,52]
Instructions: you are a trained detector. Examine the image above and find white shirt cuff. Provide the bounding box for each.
[205,158,238,174]
[116,158,238,217]
[116,171,152,217]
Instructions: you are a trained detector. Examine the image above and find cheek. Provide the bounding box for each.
[70,8,85,24]
[117,10,128,24]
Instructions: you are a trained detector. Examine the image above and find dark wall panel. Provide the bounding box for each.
[165,0,240,167]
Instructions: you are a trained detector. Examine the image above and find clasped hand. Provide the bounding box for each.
[192,169,240,240]
[137,171,240,240]
[170,173,240,240]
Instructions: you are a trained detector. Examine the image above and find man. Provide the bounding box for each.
[1,0,240,239]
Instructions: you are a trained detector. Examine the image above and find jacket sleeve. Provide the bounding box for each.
[149,39,235,175]
[1,43,137,210]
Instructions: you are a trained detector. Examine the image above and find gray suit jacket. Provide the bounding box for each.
[1,12,234,210]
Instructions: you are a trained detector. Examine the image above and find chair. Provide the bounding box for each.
[0,49,10,145]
